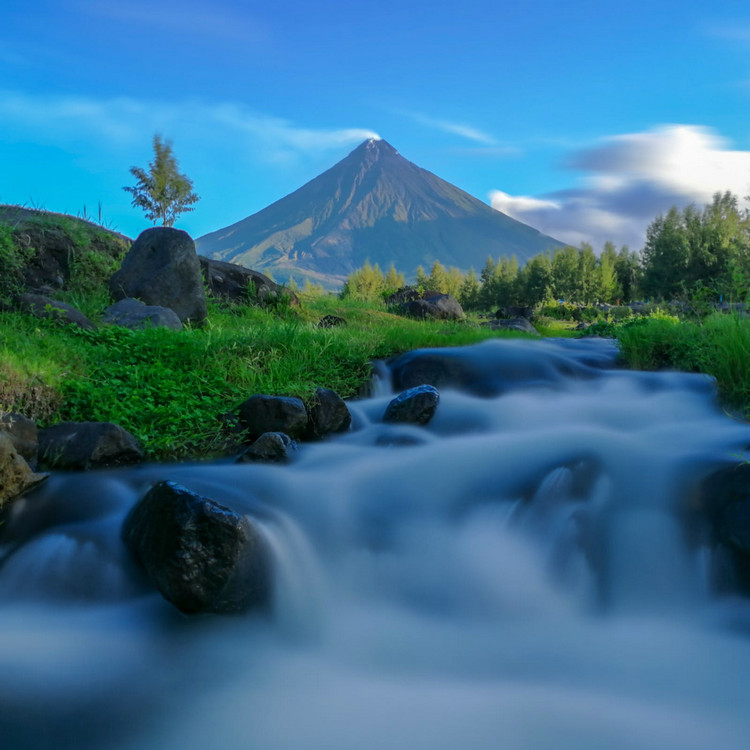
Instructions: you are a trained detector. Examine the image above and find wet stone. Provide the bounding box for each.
[382,384,440,426]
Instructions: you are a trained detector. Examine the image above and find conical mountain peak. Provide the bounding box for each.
[196,141,563,288]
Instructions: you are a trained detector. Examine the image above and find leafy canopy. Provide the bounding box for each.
[124,134,199,227]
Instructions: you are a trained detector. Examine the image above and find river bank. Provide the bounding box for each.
[2,336,750,749]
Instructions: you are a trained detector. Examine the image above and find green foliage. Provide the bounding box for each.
[0,224,30,302]
[340,260,386,302]
[641,192,750,301]
[383,264,405,296]
[124,134,199,226]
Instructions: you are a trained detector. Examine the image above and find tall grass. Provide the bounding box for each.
[615,312,750,414]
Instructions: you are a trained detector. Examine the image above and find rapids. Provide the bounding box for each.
[2,337,750,749]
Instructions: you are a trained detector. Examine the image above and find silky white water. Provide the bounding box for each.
[2,337,750,749]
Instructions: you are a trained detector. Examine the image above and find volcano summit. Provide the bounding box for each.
[196,139,563,288]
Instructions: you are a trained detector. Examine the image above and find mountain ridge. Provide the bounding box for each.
[196,139,564,287]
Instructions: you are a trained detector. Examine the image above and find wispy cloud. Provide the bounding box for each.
[490,124,750,250]
[75,0,270,43]
[0,90,379,158]
[705,24,750,42]
[394,109,499,146]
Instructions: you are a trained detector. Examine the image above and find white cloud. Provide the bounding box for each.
[490,124,750,250]
[395,109,498,145]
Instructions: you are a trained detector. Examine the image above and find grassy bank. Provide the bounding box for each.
[585,312,750,417]
[0,294,539,460]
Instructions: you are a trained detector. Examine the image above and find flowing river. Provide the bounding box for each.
[2,337,750,749]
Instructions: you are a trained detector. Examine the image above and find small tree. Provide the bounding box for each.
[124,134,199,226]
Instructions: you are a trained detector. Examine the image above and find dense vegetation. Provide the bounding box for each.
[340,191,750,311]
[0,287,543,460]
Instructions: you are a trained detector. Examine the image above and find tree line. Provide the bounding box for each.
[341,191,750,310]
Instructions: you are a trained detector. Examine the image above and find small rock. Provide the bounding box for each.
[236,432,297,464]
[306,387,351,439]
[481,317,540,336]
[317,315,347,328]
[39,421,144,470]
[103,298,182,330]
[0,431,47,508]
[122,480,272,614]
[15,293,96,330]
[238,395,309,441]
[383,385,440,425]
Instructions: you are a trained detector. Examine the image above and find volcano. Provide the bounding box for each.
[196,139,563,287]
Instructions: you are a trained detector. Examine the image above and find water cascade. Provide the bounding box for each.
[2,337,750,749]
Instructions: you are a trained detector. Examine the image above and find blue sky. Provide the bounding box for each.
[2,0,750,252]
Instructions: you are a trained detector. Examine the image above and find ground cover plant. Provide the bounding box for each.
[0,293,538,460]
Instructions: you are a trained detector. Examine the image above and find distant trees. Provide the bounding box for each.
[124,134,199,227]
[338,189,750,309]
[641,192,750,300]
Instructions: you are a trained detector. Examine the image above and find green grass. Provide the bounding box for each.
[611,312,750,415]
[0,294,541,460]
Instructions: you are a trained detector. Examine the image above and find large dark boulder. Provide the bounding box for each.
[236,432,297,464]
[238,395,308,441]
[102,298,182,331]
[199,256,298,307]
[306,387,351,439]
[122,480,272,614]
[109,227,206,325]
[383,385,440,425]
[407,293,464,321]
[701,463,750,593]
[387,287,464,320]
[39,421,144,470]
[15,293,96,330]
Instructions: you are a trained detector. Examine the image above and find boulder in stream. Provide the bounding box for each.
[306,387,351,439]
[383,384,440,425]
[701,462,750,592]
[122,480,272,614]
[237,432,297,464]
